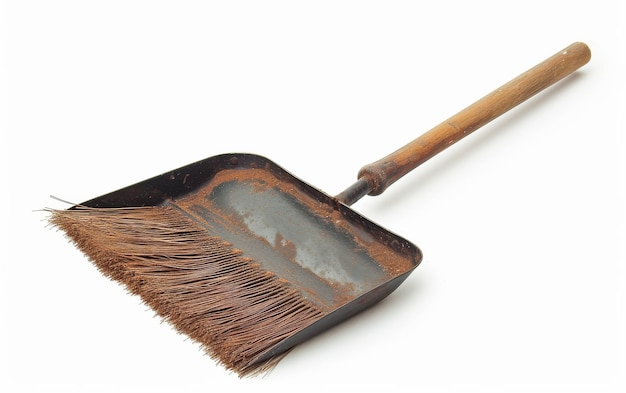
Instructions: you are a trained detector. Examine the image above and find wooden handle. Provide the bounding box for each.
[355,42,590,198]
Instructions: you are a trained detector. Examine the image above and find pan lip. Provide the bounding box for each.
[76,152,422,268]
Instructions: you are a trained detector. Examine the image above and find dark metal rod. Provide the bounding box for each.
[335,178,372,206]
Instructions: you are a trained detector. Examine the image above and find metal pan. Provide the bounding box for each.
[79,152,423,366]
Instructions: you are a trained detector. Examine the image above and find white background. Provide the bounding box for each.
[2,1,624,392]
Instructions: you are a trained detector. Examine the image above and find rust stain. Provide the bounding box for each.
[175,165,415,310]
[274,232,297,260]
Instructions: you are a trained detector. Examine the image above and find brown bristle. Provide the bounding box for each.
[47,205,326,376]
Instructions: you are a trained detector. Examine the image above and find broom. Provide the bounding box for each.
[48,42,591,377]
